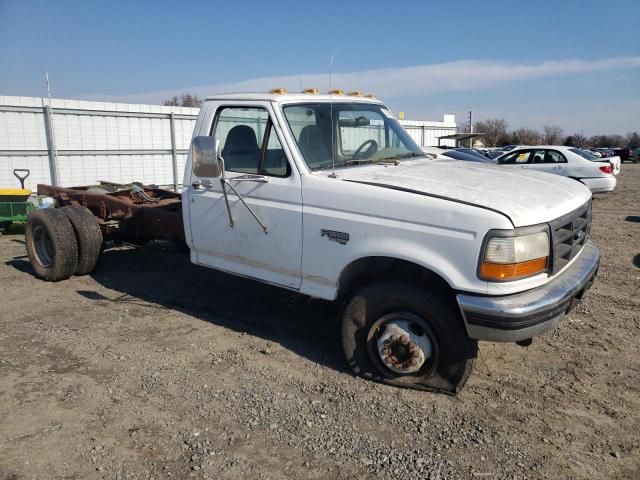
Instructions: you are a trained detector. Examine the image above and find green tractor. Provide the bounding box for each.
[0,169,36,235]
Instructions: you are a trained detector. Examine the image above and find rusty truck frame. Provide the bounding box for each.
[37,182,185,245]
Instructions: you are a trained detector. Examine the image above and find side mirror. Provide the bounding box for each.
[191,136,222,178]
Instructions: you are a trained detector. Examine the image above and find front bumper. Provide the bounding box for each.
[457,241,600,342]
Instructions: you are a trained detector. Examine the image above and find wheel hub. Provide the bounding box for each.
[376,319,432,374]
[32,224,54,268]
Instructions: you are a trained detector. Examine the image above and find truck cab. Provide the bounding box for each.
[182,91,600,393]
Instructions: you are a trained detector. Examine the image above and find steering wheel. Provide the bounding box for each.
[353,139,378,160]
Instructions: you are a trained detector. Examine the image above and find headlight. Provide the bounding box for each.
[479,229,550,281]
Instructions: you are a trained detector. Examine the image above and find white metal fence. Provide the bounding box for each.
[0,95,456,190]
[0,96,198,190]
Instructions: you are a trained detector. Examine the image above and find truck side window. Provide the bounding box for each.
[262,124,290,177]
[211,107,290,177]
[212,107,269,174]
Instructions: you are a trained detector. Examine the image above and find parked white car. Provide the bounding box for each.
[496,146,617,193]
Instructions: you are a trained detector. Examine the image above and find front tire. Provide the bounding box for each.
[341,281,477,394]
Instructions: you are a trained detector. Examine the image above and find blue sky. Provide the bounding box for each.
[1,0,639,134]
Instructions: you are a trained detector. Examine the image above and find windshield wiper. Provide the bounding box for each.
[343,152,424,167]
[349,158,399,165]
[322,152,423,170]
[379,152,423,161]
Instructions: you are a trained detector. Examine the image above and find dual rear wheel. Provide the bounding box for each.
[25,206,103,281]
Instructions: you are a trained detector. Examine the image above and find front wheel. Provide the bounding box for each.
[341,281,477,394]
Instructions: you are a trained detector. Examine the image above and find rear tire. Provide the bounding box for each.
[25,209,78,281]
[60,205,103,275]
[341,281,477,394]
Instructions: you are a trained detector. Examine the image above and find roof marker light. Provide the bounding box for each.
[302,88,319,94]
[348,91,363,97]
[365,93,376,99]
[270,88,287,94]
[328,89,344,95]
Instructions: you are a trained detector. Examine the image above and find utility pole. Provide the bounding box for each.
[468,110,473,148]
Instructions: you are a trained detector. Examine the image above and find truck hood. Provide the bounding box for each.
[340,159,591,227]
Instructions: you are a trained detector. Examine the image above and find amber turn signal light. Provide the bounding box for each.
[480,257,548,281]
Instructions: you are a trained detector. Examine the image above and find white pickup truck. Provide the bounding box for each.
[25,91,600,394]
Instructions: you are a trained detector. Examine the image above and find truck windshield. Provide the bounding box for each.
[282,103,424,170]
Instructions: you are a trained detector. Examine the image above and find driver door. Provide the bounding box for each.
[187,102,303,289]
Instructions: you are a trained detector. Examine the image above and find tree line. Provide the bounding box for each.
[163,94,202,108]
[469,118,639,148]
[163,94,638,148]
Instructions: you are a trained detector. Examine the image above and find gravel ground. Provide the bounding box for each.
[1,165,639,480]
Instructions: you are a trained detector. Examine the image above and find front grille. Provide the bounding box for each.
[549,201,592,275]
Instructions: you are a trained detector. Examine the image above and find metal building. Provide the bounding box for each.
[400,115,458,148]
